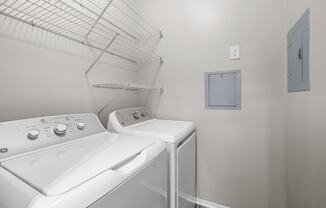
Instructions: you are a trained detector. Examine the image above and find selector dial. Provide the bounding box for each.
[77,122,86,130]
[54,123,68,136]
[27,129,40,140]
[133,111,141,120]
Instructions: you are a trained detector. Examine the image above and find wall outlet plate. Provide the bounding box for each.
[230,45,240,60]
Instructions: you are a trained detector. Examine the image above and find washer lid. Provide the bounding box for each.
[1,132,155,196]
[125,119,195,143]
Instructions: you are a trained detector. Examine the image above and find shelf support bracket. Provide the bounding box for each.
[85,34,119,76]
[97,85,127,116]
[85,0,114,39]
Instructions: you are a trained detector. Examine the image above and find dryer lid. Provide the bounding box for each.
[1,132,155,196]
[125,119,195,143]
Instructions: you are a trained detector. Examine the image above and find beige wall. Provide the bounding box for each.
[135,0,287,208]
[285,0,326,208]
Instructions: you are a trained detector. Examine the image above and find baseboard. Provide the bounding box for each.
[196,198,231,208]
[178,191,230,208]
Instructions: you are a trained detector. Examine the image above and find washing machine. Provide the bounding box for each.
[0,113,167,208]
[108,108,196,208]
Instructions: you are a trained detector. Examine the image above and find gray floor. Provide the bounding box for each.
[195,205,208,208]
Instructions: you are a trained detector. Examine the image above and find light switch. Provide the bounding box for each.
[230,45,240,60]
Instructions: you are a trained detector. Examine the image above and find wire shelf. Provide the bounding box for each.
[93,82,163,116]
[93,82,163,93]
[72,0,162,40]
[0,0,162,64]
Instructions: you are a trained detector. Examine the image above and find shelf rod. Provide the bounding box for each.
[85,33,119,75]
[84,0,114,39]
[0,11,138,63]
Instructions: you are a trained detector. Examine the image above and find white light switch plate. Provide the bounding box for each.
[230,45,240,60]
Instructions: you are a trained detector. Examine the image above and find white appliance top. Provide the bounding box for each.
[109,108,195,143]
[0,114,158,196]
[1,132,155,196]
[0,113,166,208]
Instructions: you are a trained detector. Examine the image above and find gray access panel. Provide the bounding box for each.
[205,70,241,110]
[288,9,310,92]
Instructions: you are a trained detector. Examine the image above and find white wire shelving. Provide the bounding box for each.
[93,82,163,93]
[0,0,163,73]
[93,82,163,116]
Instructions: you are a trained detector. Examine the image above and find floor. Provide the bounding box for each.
[195,204,208,208]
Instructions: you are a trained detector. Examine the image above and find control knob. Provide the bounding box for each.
[77,122,86,130]
[0,148,8,153]
[27,129,40,140]
[54,124,68,136]
[133,111,141,120]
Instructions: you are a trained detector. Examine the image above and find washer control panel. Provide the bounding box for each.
[115,108,153,127]
[0,114,105,160]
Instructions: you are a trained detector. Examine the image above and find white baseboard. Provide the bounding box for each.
[196,198,231,208]
[178,191,230,208]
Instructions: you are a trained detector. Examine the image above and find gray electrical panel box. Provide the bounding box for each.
[287,9,310,92]
[205,70,241,110]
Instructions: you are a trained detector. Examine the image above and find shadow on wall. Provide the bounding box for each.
[0,15,162,123]
[96,58,164,127]
[136,58,164,115]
